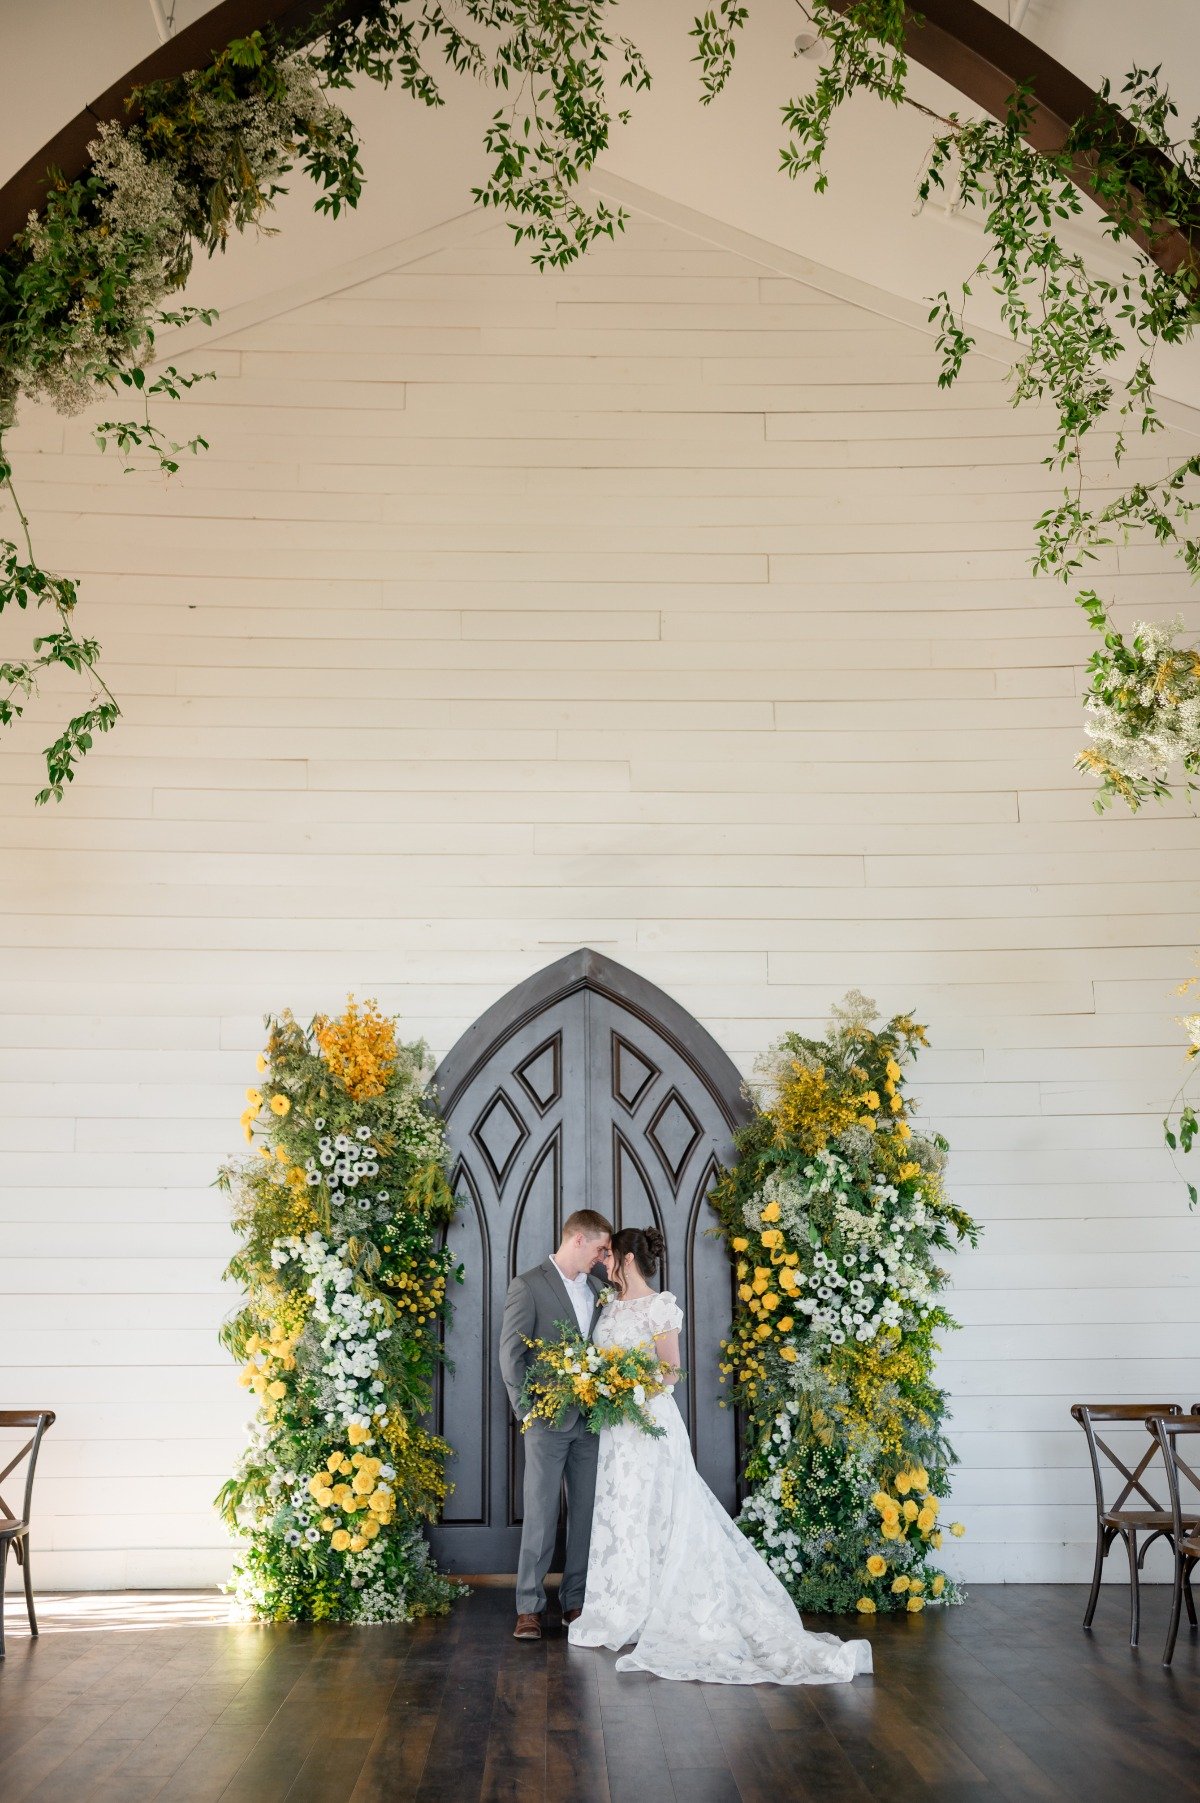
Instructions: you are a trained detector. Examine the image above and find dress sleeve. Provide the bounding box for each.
[647,1291,684,1338]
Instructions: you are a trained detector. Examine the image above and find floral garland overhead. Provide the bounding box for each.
[710,991,978,1616]
[216,995,464,1624]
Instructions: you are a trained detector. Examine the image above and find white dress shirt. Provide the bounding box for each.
[549,1254,595,1336]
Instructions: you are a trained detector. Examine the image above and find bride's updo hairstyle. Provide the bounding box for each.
[611,1225,665,1288]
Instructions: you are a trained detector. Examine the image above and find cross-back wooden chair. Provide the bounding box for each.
[1146,1414,1200,1666]
[0,1410,56,1657]
[1070,1401,1195,1646]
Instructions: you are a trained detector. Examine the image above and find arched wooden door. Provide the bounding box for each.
[425,948,750,1574]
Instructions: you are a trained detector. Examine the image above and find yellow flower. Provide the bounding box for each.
[917,1507,936,1532]
[779,1346,798,1363]
[912,1466,929,1492]
[898,1161,921,1181]
[320,1516,335,1531]
[243,1123,254,1143]
[760,1201,781,1224]
[731,1237,749,1252]
[347,1422,371,1445]
[931,1575,945,1597]
[894,1471,912,1496]
[858,1116,877,1132]
[331,1529,351,1551]
[909,1578,925,1595]
[895,1120,912,1140]
[880,1501,900,1526]
[327,1452,346,1472]
[866,1554,887,1578]
[855,1597,876,1614]
[362,1517,380,1539]
[871,1491,891,1514]
[258,1145,273,1161]
[891,1575,910,1594]
[906,1596,925,1613]
[352,1471,374,1495]
[245,1088,263,1109]
[256,1053,268,1074]
[761,1292,780,1312]
[949,1521,965,1538]
[270,1093,291,1116]
[332,1484,353,1507]
[881,1520,901,1541]
[930,1531,943,1549]
[349,1534,367,1552]
[902,1500,919,1523]
[886,1059,901,1082]
[777,1317,793,1332]
[738,1284,753,1302]
[863,1092,880,1110]
[265,1380,285,1400]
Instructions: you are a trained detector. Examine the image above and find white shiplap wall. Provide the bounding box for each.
[3,188,1199,1590]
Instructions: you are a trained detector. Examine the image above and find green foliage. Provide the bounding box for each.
[218,996,465,1624]
[711,991,978,1614]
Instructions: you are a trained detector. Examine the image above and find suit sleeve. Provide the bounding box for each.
[499,1273,538,1421]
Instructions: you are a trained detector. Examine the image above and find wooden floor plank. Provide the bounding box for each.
[2,1587,1199,1803]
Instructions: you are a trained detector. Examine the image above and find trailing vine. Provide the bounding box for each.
[0,5,651,801]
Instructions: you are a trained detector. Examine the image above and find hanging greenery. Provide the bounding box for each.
[698,0,1200,814]
[710,990,978,1616]
[0,6,649,801]
[215,995,465,1624]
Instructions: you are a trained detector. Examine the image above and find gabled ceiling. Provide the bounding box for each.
[3,0,1199,406]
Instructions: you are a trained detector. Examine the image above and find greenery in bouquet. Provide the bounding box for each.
[215,995,466,1623]
[711,990,979,1616]
[519,1324,675,1438]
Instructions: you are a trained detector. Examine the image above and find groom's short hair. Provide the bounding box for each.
[562,1208,613,1240]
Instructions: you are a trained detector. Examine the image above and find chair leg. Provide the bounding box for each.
[1125,1528,1141,1647]
[0,1538,8,1659]
[20,1537,36,1638]
[1164,1550,1186,1666]
[1185,1555,1198,1633]
[1083,1521,1109,1630]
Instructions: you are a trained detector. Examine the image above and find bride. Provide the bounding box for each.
[568,1225,873,1686]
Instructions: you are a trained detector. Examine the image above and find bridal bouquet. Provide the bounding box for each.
[519,1323,672,1437]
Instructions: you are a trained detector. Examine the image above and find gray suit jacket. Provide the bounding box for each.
[499,1255,605,1429]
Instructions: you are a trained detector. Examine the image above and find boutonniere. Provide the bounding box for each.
[597,1284,616,1306]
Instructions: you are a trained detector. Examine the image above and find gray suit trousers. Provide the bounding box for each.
[517,1416,598,1614]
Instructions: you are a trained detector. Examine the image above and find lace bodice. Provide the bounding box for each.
[593,1289,683,1351]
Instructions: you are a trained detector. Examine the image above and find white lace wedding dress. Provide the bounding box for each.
[567,1290,873,1685]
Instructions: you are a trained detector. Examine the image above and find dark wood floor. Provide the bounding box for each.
[1,1583,1198,1802]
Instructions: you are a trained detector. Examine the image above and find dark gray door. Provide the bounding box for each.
[426,948,750,1574]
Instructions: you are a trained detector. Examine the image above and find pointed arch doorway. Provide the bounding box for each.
[425,947,750,1574]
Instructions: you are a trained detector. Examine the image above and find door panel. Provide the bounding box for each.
[427,950,748,1572]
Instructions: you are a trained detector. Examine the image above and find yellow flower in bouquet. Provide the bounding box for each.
[519,1323,678,1438]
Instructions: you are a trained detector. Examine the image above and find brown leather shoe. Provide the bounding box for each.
[560,1607,582,1625]
[513,1612,543,1639]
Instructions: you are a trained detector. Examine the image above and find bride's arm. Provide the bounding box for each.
[653,1328,682,1388]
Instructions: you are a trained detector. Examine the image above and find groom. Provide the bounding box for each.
[499,1208,614,1640]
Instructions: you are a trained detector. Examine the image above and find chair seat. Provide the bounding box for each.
[0,1520,29,1540]
[1101,1509,1200,1529]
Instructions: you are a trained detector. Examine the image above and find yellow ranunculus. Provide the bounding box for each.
[779,1346,798,1363]
[866,1554,887,1578]
[931,1530,943,1549]
[349,1535,367,1552]
[950,1521,965,1538]
[909,1578,925,1595]
[894,1471,912,1496]
[902,1500,919,1522]
[331,1529,351,1551]
[891,1576,910,1593]
[731,1236,749,1251]
[760,1228,784,1251]
[917,1507,936,1532]
[760,1202,781,1224]
[332,1484,353,1506]
[880,1501,900,1526]
[912,1466,930,1491]
[754,1323,772,1341]
[363,1517,380,1538]
[738,1284,753,1302]
[352,1471,374,1495]
[881,1520,901,1541]
[267,1380,286,1400]
[932,1575,945,1597]
[347,1422,370,1445]
[898,1161,921,1181]
[270,1093,291,1116]
[924,1494,939,1515]
[855,1597,876,1614]
[906,1596,925,1613]
[327,1451,346,1472]
[871,1491,891,1514]
[761,1292,779,1311]
[320,1516,335,1531]
[777,1316,793,1332]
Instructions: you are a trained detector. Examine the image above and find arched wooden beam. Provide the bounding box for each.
[824,0,1198,282]
[0,0,357,254]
